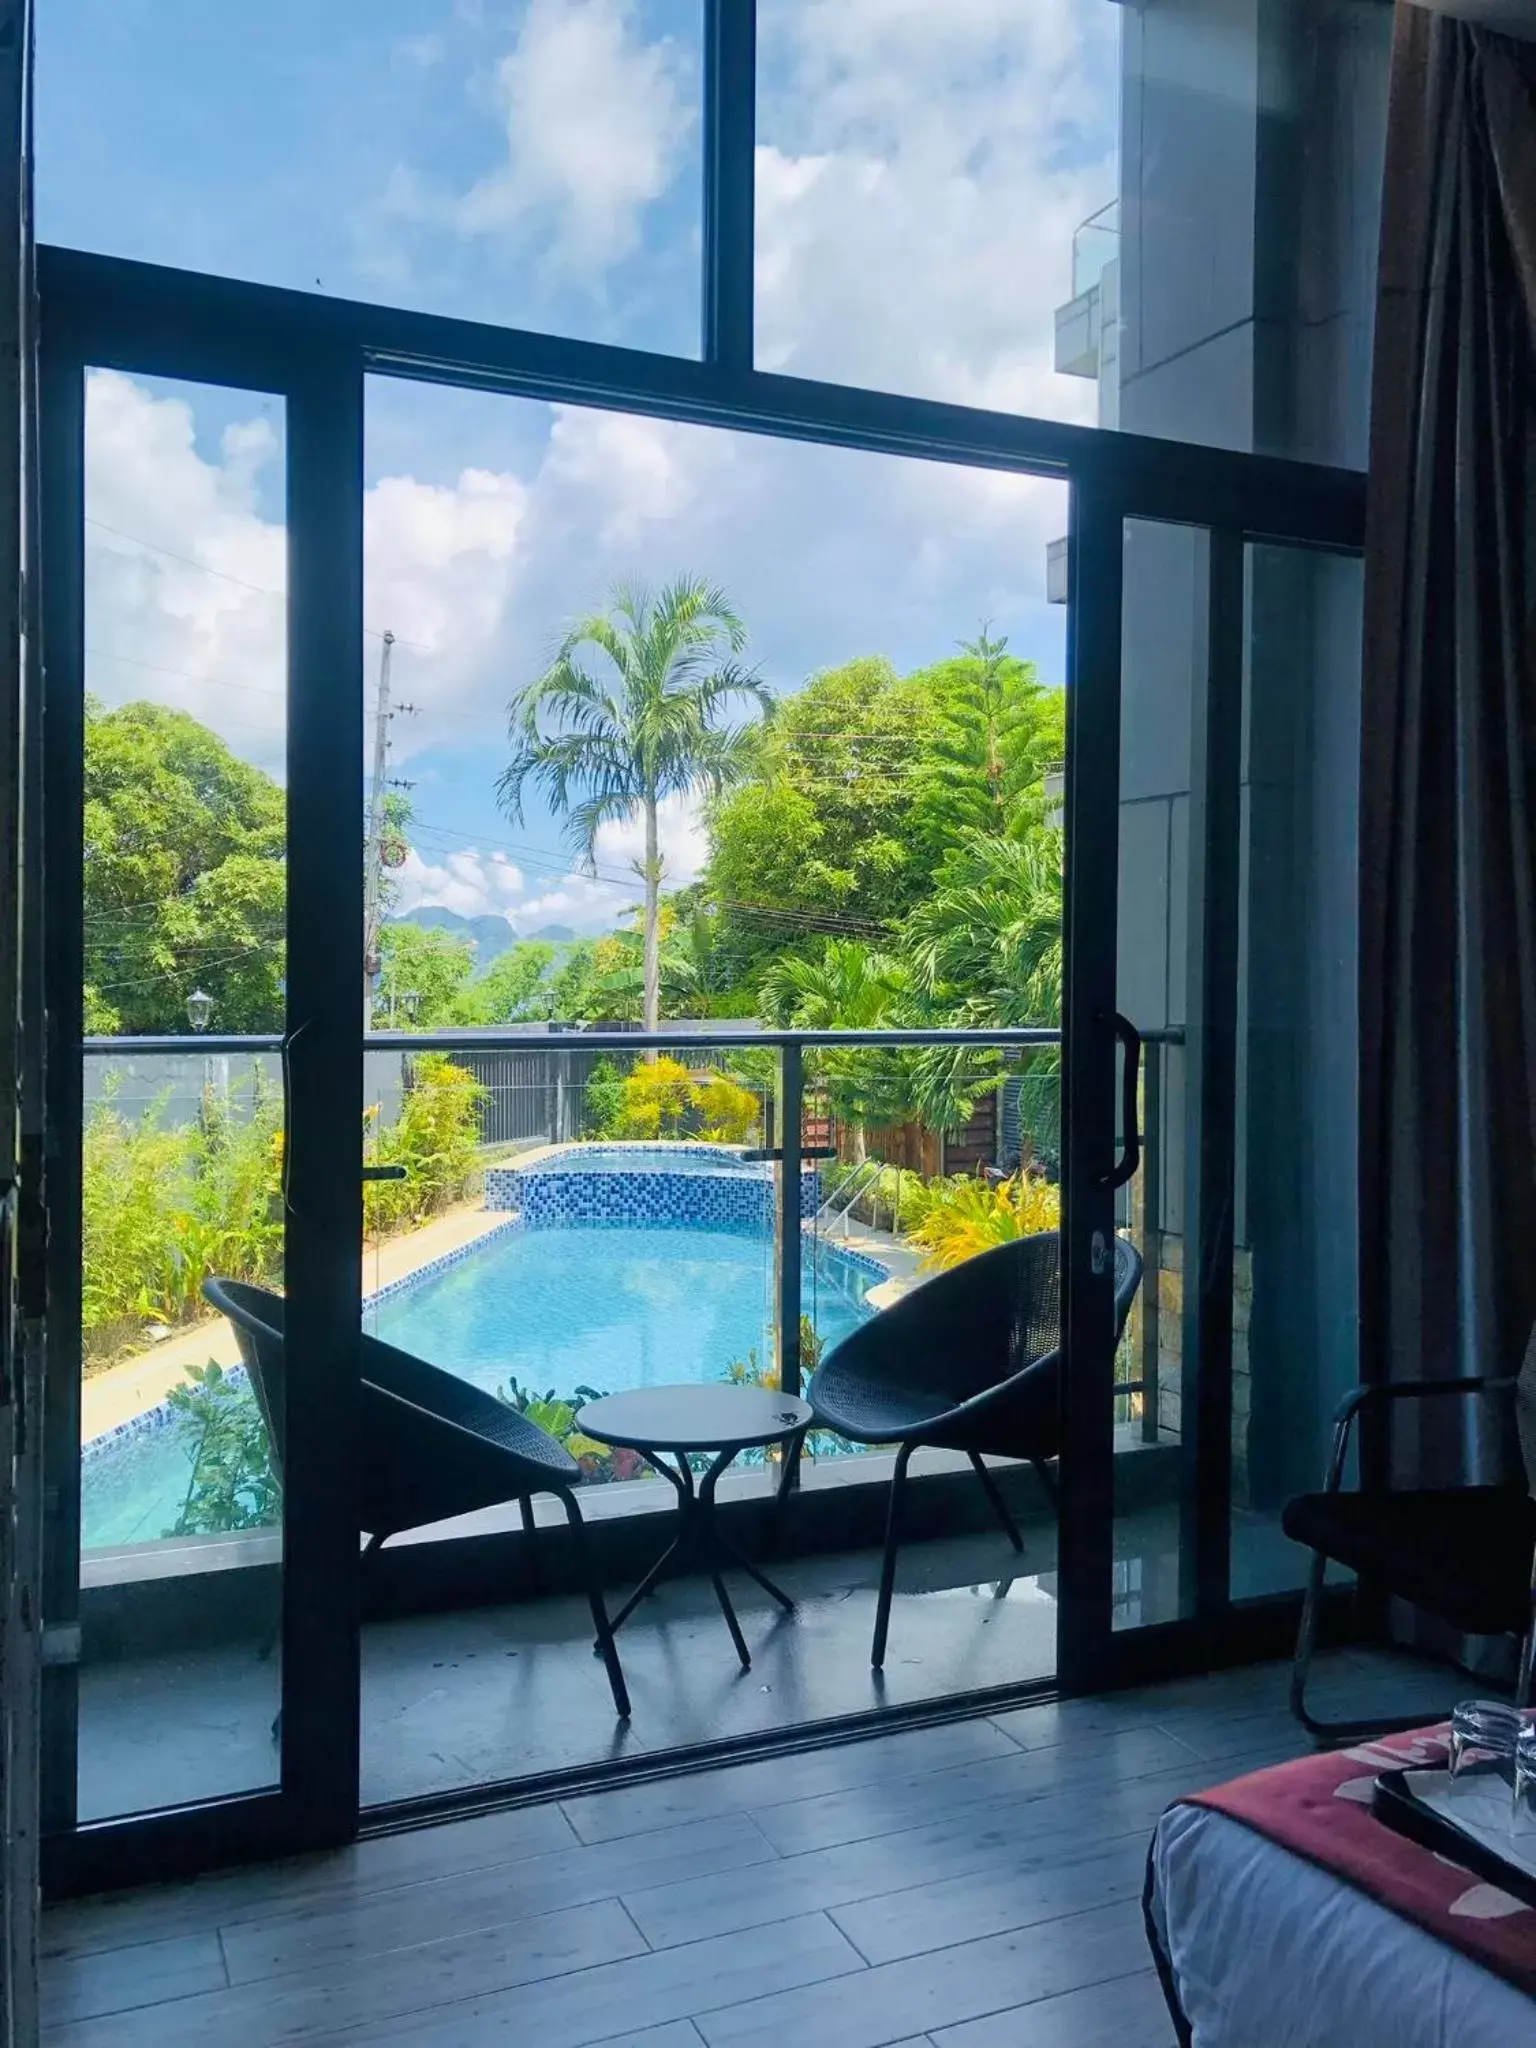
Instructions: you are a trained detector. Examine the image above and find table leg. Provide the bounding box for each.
[708,1566,752,1669]
[598,1451,696,1644]
[714,1527,797,1612]
[593,1442,799,1669]
[604,1533,685,1637]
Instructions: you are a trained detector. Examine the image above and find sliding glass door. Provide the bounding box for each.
[1057,477,1365,1695]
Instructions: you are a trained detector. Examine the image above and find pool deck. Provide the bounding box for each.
[834,1215,925,1307]
[81,1203,511,1443]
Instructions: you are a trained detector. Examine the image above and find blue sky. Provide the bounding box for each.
[48,2,1117,932]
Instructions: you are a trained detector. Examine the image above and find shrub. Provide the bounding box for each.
[163,1359,280,1535]
[691,1072,760,1145]
[498,1375,644,1481]
[908,1171,1061,1271]
[82,1074,283,1359]
[612,1055,694,1139]
[364,1054,485,1235]
[581,1056,627,1137]
[722,1314,823,1392]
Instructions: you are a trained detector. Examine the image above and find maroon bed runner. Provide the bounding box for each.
[1180,1726,1536,1998]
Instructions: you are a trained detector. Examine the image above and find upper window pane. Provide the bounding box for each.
[755,0,1390,468]
[37,1,704,358]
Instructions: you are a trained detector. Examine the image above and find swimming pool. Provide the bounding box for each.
[81,1157,885,1550]
[510,1144,767,1176]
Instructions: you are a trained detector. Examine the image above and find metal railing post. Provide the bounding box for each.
[1141,1039,1162,1443]
[777,1041,803,1404]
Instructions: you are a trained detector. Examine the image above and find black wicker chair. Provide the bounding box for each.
[1281,1374,1536,1742]
[792,1231,1143,1667]
[203,1278,630,1718]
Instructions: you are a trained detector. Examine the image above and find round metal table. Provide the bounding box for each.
[576,1384,814,1670]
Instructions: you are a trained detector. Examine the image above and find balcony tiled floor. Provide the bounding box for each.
[76,1501,1338,1820]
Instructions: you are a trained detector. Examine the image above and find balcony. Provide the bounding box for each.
[1053,200,1120,384]
[69,1025,1226,1818]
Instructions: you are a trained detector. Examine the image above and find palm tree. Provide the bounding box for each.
[902,825,1064,1148]
[758,939,917,1159]
[904,828,1062,1027]
[499,580,770,1031]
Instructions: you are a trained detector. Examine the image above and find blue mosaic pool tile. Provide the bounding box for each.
[484,1146,820,1227]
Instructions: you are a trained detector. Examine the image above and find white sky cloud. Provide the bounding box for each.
[84,370,288,771]
[754,0,1118,414]
[595,790,709,888]
[451,0,694,275]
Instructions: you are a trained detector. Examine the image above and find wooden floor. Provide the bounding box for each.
[42,1648,1456,2047]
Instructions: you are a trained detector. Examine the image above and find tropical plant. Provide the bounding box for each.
[758,939,922,1157]
[81,1073,284,1358]
[364,1055,486,1234]
[581,1056,628,1137]
[163,1359,280,1535]
[499,578,770,1030]
[907,1172,1062,1271]
[498,1376,645,1481]
[901,825,1064,1129]
[691,1072,760,1144]
[611,1055,694,1138]
[722,1314,824,1392]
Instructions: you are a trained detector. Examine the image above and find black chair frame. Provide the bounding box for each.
[782,1232,1142,1668]
[203,1278,630,1719]
[1288,1374,1534,1744]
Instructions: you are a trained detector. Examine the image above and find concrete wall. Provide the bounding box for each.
[1118,0,1390,465]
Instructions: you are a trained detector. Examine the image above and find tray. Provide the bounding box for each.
[1373,1768,1536,1912]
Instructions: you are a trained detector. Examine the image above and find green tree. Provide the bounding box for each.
[84,699,286,1034]
[907,629,1064,858]
[704,656,934,982]
[449,940,559,1025]
[758,938,920,1157]
[499,579,769,1032]
[374,921,476,1027]
[901,825,1064,1134]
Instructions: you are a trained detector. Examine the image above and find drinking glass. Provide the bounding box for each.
[1448,1699,1525,1785]
[1513,1722,1536,1850]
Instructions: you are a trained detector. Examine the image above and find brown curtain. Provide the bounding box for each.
[1360,3,1536,1507]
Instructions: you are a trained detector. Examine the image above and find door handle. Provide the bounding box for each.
[1097,1012,1142,1189]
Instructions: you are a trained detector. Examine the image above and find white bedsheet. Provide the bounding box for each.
[1149,1802,1535,2048]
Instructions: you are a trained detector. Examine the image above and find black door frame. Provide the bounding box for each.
[37,293,367,1895]
[1056,472,1366,1697]
[33,228,1364,1887]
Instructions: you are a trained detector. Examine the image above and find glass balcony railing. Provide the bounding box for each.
[79,1024,1178,1560]
[1071,198,1120,301]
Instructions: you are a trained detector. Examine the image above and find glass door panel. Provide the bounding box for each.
[1232,542,1364,1600]
[73,369,288,1820]
[1107,516,1204,1631]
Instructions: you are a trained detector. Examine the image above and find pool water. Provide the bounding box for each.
[370,1222,873,1399]
[81,1221,878,1550]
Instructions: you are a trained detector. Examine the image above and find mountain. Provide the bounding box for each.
[390,907,517,966]
[388,910,579,960]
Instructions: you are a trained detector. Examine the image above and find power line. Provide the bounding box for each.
[84,515,429,651]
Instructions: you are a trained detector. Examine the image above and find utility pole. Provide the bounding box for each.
[362,630,395,1031]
